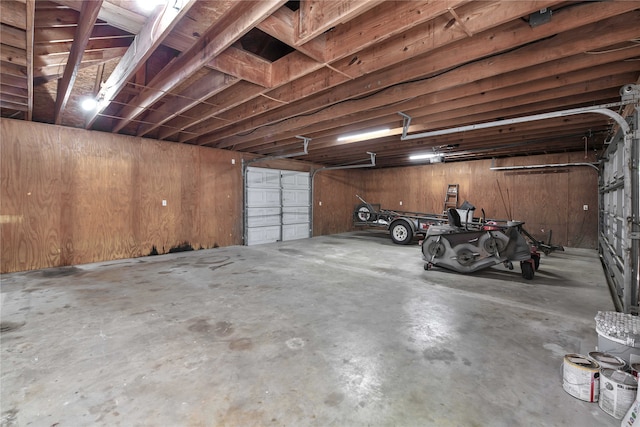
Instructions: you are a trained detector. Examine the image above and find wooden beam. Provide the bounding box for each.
[271,50,324,87]
[257,6,325,62]
[158,80,264,140]
[322,0,471,64]
[296,0,384,46]
[35,25,133,44]
[54,0,146,34]
[112,0,286,133]
[1,84,28,97]
[207,46,272,87]
[25,0,34,120]
[0,44,27,67]
[1,24,27,49]
[136,70,237,137]
[85,0,197,128]
[203,4,638,148]
[188,0,561,144]
[1,62,26,79]
[171,1,474,142]
[0,1,27,29]
[2,74,28,91]
[54,0,103,125]
[35,37,132,56]
[294,69,636,157]
[0,99,28,110]
[242,48,640,153]
[35,47,127,69]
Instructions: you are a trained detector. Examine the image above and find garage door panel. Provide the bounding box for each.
[283,189,310,207]
[283,223,310,241]
[247,188,281,208]
[246,167,310,245]
[247,168,280,188]
[283,207,310,225]
[281,172,309,189]
[247,207,281,227]
[246,225,281,245]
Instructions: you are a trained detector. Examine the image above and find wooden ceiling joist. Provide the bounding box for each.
[2,0,639,166]
[84,0,197,128]
[53,0,103,124]
[111,0,287,133]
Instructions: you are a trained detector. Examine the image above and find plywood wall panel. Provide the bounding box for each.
[60,129,139,264]
[1,118,601,273]
[1,119,245,273]
[567,153,599,248]
[363,153,599,249]
[1,119,62,271]
[313,169,364,236]
[199,148,242,248]
[138,140,192,253]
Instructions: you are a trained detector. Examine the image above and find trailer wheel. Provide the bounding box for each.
[354,203,376,222]
[390,220,413,245]
[532,253,541,271]
[521,260,535,280]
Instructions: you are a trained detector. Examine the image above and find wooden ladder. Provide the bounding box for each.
[443,184,459,213]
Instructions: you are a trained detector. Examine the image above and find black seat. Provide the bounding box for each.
[447,208,462,228]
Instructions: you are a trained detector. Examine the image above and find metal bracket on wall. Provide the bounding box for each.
[243,135,311,167]
[311,151,376,179]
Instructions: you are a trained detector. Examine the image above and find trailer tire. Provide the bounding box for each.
[354,203,376,222]
[390,220,413,245]
[532,253,541,271]
[521,260,535,280]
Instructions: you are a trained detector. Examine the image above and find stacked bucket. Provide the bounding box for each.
[563,311,640,422]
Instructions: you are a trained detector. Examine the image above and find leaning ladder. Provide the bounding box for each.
[443,184,459,213]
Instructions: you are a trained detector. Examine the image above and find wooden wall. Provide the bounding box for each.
[359,152,599,249]
[1,118,599,273]
[1,119,243,273]
[312,169,366,236]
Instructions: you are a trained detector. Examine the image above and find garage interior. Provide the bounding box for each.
[1,1,639,425]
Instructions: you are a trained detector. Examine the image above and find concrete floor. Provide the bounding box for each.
[1,231,619,426]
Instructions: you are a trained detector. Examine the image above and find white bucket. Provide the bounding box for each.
[597,331,640,364]
[589,351,628,371]
[599,368,638,419]
[562,353,600,402]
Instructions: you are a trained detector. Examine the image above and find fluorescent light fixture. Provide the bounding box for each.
[81,97,98,111]
[409,153,437,160]
[337,128,390,142]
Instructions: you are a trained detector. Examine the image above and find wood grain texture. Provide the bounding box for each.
[362,153,599,249]
[1,119,245,273]
[1,119,61,271]
[1,119,599,273]
[313,169,364,236]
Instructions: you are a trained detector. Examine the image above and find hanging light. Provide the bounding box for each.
[337,128,390,142]
[409,152,444,163]
[409,153,437,160]
[80,97,98,111]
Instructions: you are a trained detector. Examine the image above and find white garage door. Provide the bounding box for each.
[245,167,310,245]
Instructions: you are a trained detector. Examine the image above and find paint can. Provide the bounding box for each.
[599,368,638,419]
[562,353,600,402]
[589,351,628,371]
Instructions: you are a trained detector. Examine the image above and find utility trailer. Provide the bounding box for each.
[353,195,455,244]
